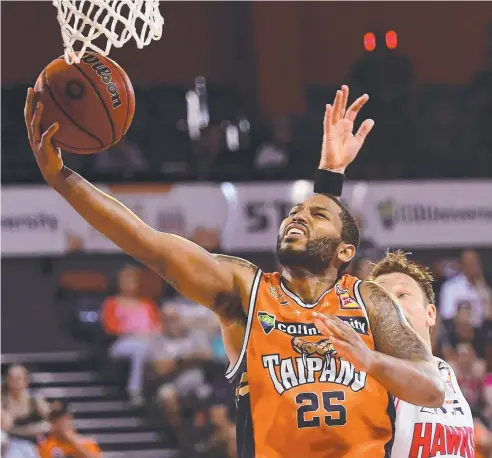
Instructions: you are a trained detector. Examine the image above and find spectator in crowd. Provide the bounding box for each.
[439,250,492,326]
[474,417,492,458]
[451,343,487,415]
[161,282,217,334]
[431,258,461,304]
[483,371,492,429]
[440,301,489,360]
[146,306,213,448]
[1,406,40,458]
[347,214,382,280]
[101,264,161,406]
[194,125,230,179]
[1,365,50,458]
[161,227,223,338]
[1,406,10,449]
[352,214,382,262]
[430,316,444,356]
[194,404,236,458]
[164,285,224,360]
[38,401,102,458]
[254,118,293,171]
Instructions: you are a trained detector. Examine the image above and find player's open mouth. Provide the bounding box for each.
[284,224,308,239]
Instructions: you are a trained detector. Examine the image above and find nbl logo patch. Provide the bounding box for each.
[336,284,361,310]
[258,312,276,335]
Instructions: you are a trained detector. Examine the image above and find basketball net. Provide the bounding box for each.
[53,0,164,64]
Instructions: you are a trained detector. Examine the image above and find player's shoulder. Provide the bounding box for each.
[435,356,456,378]
[334,274,363,296]
[338,273,360,286]
[434,356,452,368]
[434,357,460,388]
[434,357,473,410]
[215,255,260,291]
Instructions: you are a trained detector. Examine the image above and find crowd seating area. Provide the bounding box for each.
[3,56,492,184]
[1,352,175,458]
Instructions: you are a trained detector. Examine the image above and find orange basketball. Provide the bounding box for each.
[34,52,135,154]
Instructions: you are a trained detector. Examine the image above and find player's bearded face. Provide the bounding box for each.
[276,233,342,274]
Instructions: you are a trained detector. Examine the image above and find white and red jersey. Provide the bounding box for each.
[392,358,474,458]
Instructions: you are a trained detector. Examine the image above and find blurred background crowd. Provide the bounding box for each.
[1,2,492,458]
[3,39,492,184]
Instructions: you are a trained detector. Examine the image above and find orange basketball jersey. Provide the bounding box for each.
[226,271,395,458]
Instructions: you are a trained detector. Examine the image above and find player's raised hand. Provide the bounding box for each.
[319,85,375,173]
[313,312,375,372]
[24,87,63,183]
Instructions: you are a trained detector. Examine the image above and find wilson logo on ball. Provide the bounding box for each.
[81,54,122,109]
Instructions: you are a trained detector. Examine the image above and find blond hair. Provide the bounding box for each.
[369,250,435,304]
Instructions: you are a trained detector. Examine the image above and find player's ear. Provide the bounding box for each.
[337,243,356,265]
[426,303,437,328]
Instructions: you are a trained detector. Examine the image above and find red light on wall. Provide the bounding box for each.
[364,32,376,52]
[386,30,398,49]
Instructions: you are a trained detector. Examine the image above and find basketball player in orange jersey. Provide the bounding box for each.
[25,85,445,458]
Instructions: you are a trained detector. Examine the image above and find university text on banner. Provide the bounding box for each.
[363,181,492,248]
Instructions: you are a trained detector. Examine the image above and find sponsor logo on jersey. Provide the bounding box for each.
[268,284,289,306]
[258,312,276,335]
[257,312,369,336]
[410,423,474,458]
[338,316,369,335]
[292,336,337,357]
[336,284,361,310]
[262,336,367,394]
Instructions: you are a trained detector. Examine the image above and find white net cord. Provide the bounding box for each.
[53,0,164,64]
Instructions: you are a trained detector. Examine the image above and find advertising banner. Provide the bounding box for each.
[1,187,66,256]
[2,181,491,256]
[362,181,492,248]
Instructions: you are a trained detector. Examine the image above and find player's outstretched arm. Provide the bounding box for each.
[314,281,445,407]
[24,88,256,322]
[360,281,445,406]
[313,85,374,196]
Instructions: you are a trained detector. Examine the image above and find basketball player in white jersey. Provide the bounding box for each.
[315,251,475,457]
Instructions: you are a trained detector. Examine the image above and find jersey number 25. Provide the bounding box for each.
[296,391,347,428]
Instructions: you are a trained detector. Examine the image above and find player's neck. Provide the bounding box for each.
[422,330,432,350]
[281,268,338,304]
